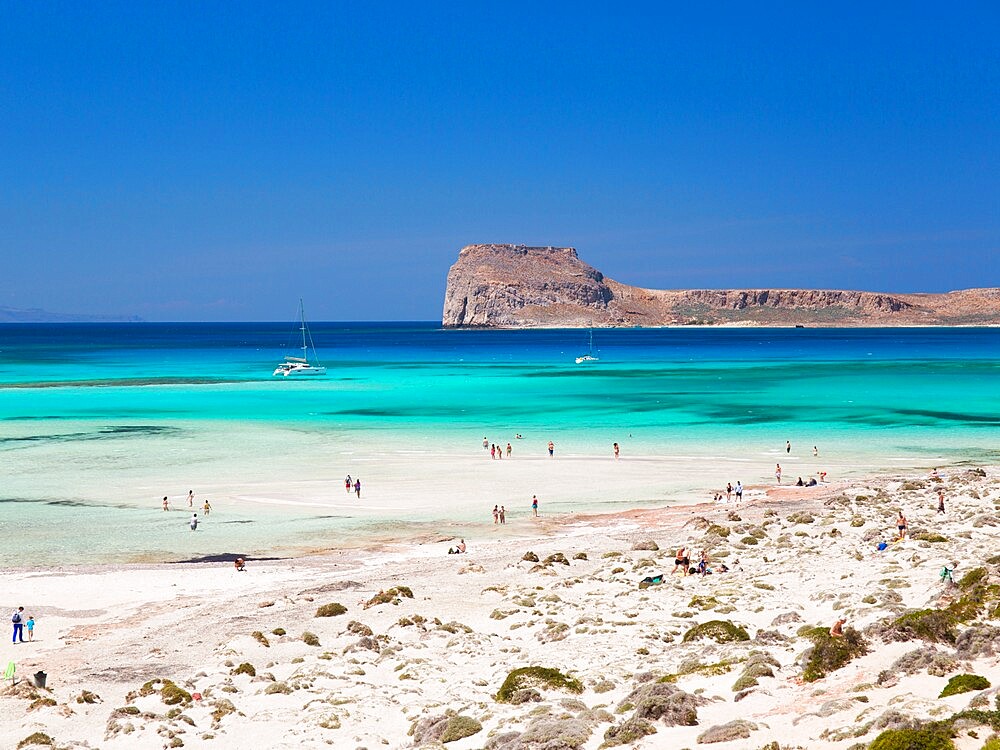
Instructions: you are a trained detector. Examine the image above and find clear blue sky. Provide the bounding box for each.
[1,2,997,321]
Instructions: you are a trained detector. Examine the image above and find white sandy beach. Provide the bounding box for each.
[3,467,1000,750]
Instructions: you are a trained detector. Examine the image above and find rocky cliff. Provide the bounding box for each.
[442,244,1000,327]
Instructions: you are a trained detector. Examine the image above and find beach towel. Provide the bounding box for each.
[4,662,14,684]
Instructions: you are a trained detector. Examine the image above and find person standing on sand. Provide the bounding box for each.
[492,505,499,523]
[531,495,538,516]
[162,496,169,511]
[483,437,488,450]
[499,506,506,524]
[548,441,555,457]
[345,475,352,494]
[490,444,496,460]
[188,490,194,508]
[896,511,908,540]
[938,491,946,514]
[726,482,732,502]
[775,464,782,484]
[786,441,791,454]
[25,615,34,641]
[506,442,512,458]
[673,547,689,576]
[12,607,25,643]
[735,481,743,502]
[355,478,362,498]
[813,446,818,457]
[613,442,619,460]
[190,513,198,531]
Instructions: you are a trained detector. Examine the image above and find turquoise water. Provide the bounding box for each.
[1,324,998,566]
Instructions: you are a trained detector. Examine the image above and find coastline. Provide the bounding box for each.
[4,465,999,749]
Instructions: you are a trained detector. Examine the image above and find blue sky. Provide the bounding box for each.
[1,2,997,321]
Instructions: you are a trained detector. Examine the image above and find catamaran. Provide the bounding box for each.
[575,327,599,364]
[273,299,327,377]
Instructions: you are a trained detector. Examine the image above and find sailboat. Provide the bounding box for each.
[273,299,327,377]
[575,327,599,364]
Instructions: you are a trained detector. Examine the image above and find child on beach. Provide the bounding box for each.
[203,500,212,516]
[345,475,352,493]
[162,496,169,511]
[26,615,34,641]
[188,490,194,508]
[531,495,538,516]
[354,478,361,498]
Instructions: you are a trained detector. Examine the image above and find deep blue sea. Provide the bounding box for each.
[1,323,998,566]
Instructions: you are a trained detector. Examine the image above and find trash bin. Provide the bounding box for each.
[33,671,46,689]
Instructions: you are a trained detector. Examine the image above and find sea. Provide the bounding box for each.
[1,323,998,567]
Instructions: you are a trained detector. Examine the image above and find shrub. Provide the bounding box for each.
[544,553,570,566]
[603,717,657,746]
[347,620,373,636]
[522,551,540,562]
[364,586,414,609]
[264,682,292,695]
[271,627,286,636]
[910,531,948,543]
[683,620,750,644]
[302,631,320,646]
[632,540,659,551]
[495,666,583,703]
[16,733,54,749]
[76,690,100,704]
[740,536,759,545]
[800,626,868,682]
[232,663,256,677]
[616,682,705,726]
[573,552,588,560]
[697,720,756,744]
[887,609,959,644]
[868,726,954,750]
[787,512,815,524]
[706,524,730,537]
[439,715,483,743]
[251,631,270,647]
[939,674,990,698]
[160,680,192,706]
[315,602,347,617]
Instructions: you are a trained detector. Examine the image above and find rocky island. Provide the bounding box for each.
[442,244,1000,327]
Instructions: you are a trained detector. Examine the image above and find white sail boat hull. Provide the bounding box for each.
[273,362,327,376]
[273,300,326,377]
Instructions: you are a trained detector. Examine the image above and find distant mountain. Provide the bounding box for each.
[442,244,1000,327]
[0,306,143,323]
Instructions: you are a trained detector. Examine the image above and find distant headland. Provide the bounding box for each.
[0,306,142,323]
[442,244,1000,327]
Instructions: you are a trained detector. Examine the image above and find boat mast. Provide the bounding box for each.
[299,298,308,362]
